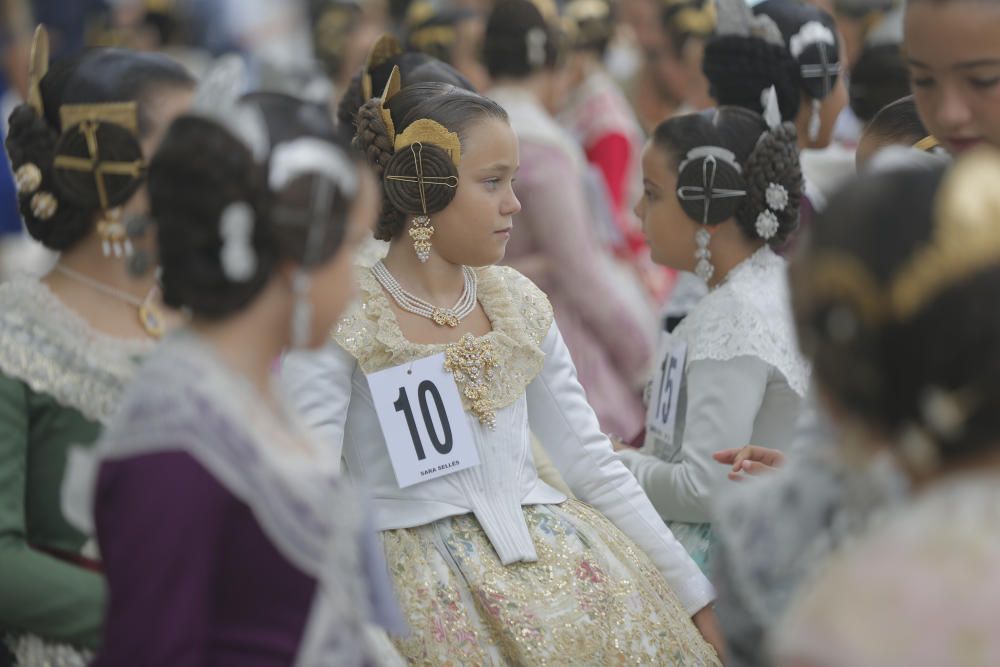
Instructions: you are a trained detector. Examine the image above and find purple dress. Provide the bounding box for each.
[67,333,405,667]
[92,451,317,667]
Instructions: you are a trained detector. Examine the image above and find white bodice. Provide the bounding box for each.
[281,264,715,615]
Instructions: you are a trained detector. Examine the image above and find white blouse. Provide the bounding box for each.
[281,264,715,615]
[619,247,810,523]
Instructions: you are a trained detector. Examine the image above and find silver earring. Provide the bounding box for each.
[291,271,313,349]
[695,228,714,282]
[808,99,821,142]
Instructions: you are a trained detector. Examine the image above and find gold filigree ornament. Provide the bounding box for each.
[53,103,145,258]
[444,333,500,429]
[361,33,403,102]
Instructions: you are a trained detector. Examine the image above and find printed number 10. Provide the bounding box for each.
[393,381,454,460]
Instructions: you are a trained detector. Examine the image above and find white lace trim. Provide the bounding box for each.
[673,246,810,397]
[0,278,152,423]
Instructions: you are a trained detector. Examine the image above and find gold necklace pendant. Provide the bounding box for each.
[138,301,165,339]
[432,308,460,327]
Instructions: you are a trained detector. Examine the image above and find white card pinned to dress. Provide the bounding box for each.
[366,353,480,488]
[646,331,687,442]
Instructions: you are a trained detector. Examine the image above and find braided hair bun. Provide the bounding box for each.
[152,92,362,320]
[738,120,802,245]
[3,49,193,251]
[653,106,802,246]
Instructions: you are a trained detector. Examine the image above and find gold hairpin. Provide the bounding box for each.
[395,119,462,167]
[378,65,401,142]
[385,143,459,214]
[27,25,49,117]
[362,33,403,102]
[53,107,145,210]
[913,135,940,153]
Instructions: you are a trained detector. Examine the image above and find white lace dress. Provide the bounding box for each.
[618,246,810,570]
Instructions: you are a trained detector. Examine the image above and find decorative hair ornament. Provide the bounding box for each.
[789,20,836,60]
[659,0,718,39]
[375,67,462,166]
[14,163,42,195]
[30,192,58,220]
[26,25,49,117]
[361,34,403,102]
[269,138,358,195]
[526,27,548,68]
[766,182,789,211]
[760,85,782,129]
[755,210,780,240]
[193,55,270,162]
[676,146,747,225]
[219,201,257,282]
[788,20,840,142]
[53,102,145,257]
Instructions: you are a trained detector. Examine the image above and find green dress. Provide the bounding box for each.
[0,278,149,665]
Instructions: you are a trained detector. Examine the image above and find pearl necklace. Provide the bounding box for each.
[55,265,165,339]
[372,260,477,327]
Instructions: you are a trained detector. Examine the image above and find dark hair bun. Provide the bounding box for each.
[151,115,276,319]
[354,98,406,240]
[702,34,801,122]
[383,143,458,218]
[738,121,802,245]
[483,0,559,79]
[675,150,746,226]
[52,120,144,210]
[5,104,94,250]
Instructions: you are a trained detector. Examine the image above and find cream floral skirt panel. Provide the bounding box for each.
[381,499,721,666]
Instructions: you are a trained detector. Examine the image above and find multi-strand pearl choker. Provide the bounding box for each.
[371,260,478,328]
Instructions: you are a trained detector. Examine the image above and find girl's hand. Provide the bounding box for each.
[713,445,786,481]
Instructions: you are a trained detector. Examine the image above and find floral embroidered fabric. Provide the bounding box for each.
[382,500,721,666]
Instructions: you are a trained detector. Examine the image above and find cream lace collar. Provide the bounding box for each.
[0,277,153,423]
[334,262,554,418]
[674,246,811,397]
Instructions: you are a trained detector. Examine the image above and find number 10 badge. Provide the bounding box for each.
[366,353,481,488]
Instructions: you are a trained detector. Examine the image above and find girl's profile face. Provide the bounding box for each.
[635,140,700,272]
[426,117,521,267]
[905,0,1000,155]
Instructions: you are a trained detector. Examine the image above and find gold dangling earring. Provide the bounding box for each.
[97,207,130,258]
[410,214,434,263]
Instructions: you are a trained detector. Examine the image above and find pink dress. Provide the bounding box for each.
[489,85,653,440]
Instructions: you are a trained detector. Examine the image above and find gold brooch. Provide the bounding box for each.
[444,333,499,429]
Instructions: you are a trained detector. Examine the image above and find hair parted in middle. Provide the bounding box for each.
[353,71,507,241]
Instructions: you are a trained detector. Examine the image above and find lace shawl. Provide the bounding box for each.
[673,246,810,397]
[0,278,151,424]
[63,334,400,666]
[333,262,555,414]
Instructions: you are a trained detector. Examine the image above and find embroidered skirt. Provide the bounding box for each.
[381,500,721,666]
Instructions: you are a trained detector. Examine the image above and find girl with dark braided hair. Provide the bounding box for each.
[618,106,809,576]
[0,28,193,666]
[282,71,724,663]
